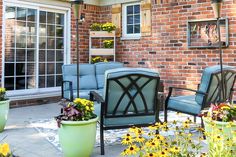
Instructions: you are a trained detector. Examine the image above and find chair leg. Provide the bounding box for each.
[201,117,206,140]
[164,107,167,122]
[193,116,197,123]
[100,125,105,155]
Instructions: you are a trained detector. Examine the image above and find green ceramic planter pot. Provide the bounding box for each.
[59,116,99,157]
[203,117,236,151]
[0,100,10,132]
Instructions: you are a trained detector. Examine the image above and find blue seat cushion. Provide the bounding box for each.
[95,62,123,89]
[104,115,156,126]
[167,95,201,115]
[62,64,97,90]
[63,89,104,100]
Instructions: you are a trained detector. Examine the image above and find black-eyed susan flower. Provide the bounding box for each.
[126,145,139,155]
[144,152,158,157]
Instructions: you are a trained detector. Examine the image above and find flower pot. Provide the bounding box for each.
[59,116,99,157]
[0,100,10,132]
[203,117,236,153]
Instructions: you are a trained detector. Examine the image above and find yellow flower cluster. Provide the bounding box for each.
[91,56,108,64]
[90,22,116,33]
[73,98,94,112]
[121,118,205,157]
[0,87,7,101]
[0,143,11,157]
[0,88,6,93]
[103,40,114,48]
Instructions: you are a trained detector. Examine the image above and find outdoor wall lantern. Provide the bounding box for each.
[70,0,85,98]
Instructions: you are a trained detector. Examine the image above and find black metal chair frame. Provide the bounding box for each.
[90,73,160,155]
[164,70,236,125]
[61,80,73,101]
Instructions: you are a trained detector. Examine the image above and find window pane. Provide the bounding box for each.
[16,34,26,48]
[127,6,133,15]
[56,13,64,25]
[56,26,63,37]
[47,50,55,62]
[26,50,34,63]
[56,63,63,74]
[5,34,15,47]
[27,36,36,48]
[16,21,26,34]
[6,7,15,19]
[47,12,55,24]
[39,24,46,36]
[47,37,55,49]
[40,11,46,23]
[39,76,46,88]
[27,9,36,22]
[47,76,55,87]
[56,75,62,86]
[127,16,133,24]
[47,25,55,36]
[16,77,25,89]
[27,63,35,75]
[16,63,25,76]
[39,37,46,49]
[16,49,25,62]
[5,63,14,76]
[16,7,26,21]
[27,76,36,89]
[56,50,63,62]
[27,22,36,35]
[5,77,14,90]
[47,63,55,74]
[39,50,46,62]
[39,63,46,75]
[56,38,63,49]
[134,24,140,33]
[134,5,140,14]
[134,15,140,24]
[127,25,133,34]
[5,49,14,62]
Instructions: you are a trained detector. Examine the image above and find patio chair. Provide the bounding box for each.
[164,65,236,123]
[90,68,160,155]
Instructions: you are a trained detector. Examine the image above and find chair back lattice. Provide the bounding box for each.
[196,65,236,108]
[205,70,236,106]
[104,73,160,118]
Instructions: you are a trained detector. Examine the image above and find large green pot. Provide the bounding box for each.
[0,100,10,132]
[59,116,99,157]
[203,117,236,154]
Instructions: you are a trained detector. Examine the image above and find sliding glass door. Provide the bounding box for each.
[4,4,67,93]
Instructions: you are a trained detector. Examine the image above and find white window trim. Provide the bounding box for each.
[2,0,71,97]
[122,2,141,40]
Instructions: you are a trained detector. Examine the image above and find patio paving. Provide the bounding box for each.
[0,103,124,157]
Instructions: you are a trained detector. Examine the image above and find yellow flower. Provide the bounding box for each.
[121,135,133,145]
[155,134,165,141]
[126,144,139,155]
[120,149,127,156]
[135,136,145,143]
[171,146,180,154]
[158,151,168,157]
[200,153,207,157]
[144,152,158,157]
[0,143,10,156]
[214,135,222,141]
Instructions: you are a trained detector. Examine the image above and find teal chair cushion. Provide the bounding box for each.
[62,64,97,90]
[95,62,123,89]
[168,95,201,115]
[195,65,235,105]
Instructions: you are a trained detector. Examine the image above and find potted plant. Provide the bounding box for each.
[103,40,114,48]
[120,119,206,157]
[0,88,9,132]
[201,102,236,156]
[91,56,108,64]
[55,98,98,157]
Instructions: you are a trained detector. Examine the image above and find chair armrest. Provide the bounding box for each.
[61,80,73,101]
[170,87,207,95]
[90,91,105,103]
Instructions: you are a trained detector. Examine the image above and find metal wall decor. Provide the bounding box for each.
[187,18,228,48]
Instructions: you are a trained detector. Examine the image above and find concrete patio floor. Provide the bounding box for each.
[0,103,124,157]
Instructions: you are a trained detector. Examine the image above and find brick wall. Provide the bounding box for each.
[75,0,236,94]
